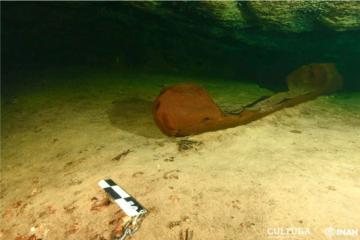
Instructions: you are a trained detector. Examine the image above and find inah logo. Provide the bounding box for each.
[324,227,359,238]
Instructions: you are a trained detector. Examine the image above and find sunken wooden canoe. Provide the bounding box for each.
[152,63,343,137]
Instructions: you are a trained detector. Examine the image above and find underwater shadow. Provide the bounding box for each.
[107,98,166,139]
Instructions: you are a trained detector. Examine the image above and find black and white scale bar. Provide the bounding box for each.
[98,179,145,217]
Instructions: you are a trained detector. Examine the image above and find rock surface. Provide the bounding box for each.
[245,2,360,32]
[123,1,360,32]
[3,2,360,89]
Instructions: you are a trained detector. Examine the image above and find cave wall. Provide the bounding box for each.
[2,1,360,89]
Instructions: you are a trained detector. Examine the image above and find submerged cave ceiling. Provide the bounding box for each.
[2,1,360,89]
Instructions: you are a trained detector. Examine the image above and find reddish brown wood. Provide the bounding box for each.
[152,64,343,137]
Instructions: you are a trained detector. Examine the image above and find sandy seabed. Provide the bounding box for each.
[1,69,360,240]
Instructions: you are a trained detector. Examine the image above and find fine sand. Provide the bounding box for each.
[1,69,360,240]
